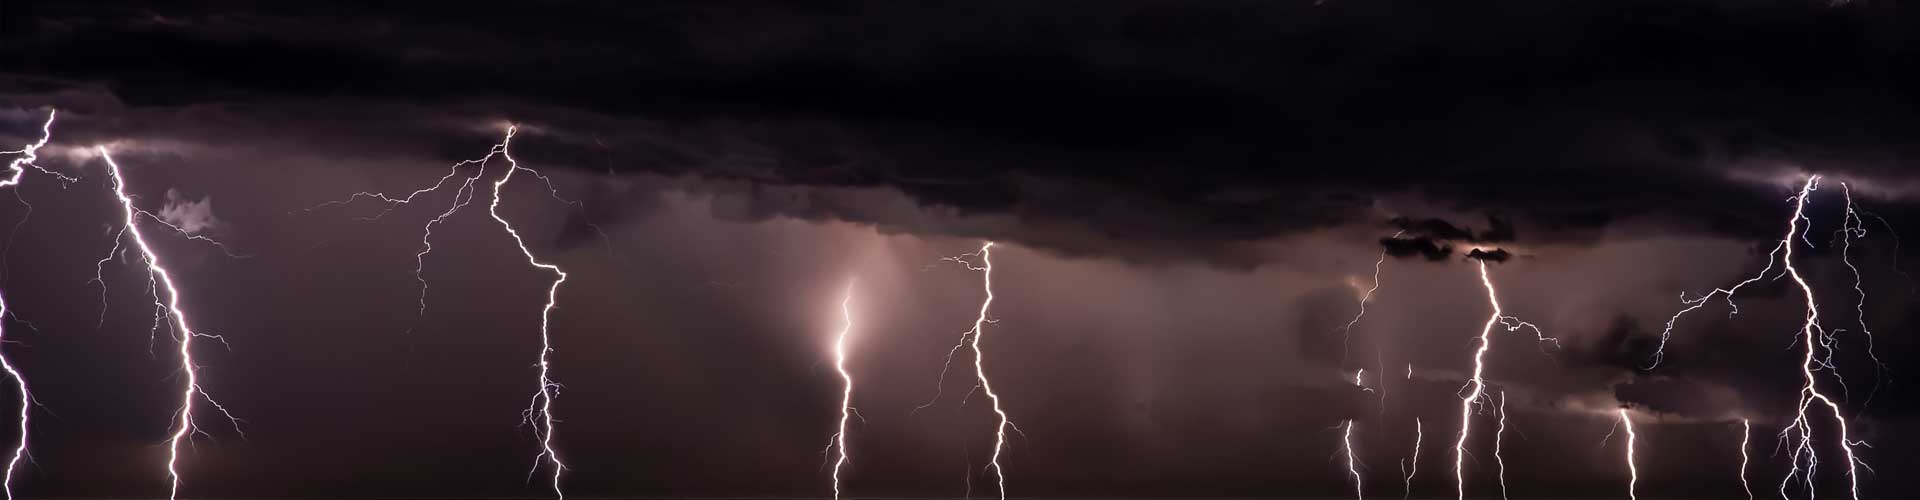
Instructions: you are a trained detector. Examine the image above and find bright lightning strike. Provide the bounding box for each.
[313,126,572,497]
[0,109,59,500]
[1653,177,1869,499]
[494,129,571,498]
[1343,420,1364,500]
[824,279,857,500]
[1769,178,1868,500]
[1451,260,1503,500]
[1740,418,1753,500]
[919,242,1016,500]
[1618,409,1638,500]
[97,149,242,500]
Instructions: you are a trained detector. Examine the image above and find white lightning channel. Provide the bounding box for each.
[494,130,570,498]
[1452,260,1503,500]
[1741,418,1754,500]
[0,109,56,500]
[311,126,573,497]
[98,149,242,500]
[825,279,857,499]
[1344,420,1364,500]
[970,242,1013,500]
[1619,409,1638,500]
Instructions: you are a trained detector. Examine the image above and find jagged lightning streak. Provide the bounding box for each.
[1653,177,1866,499]
[1451,260,1503,500]
[1401,418,1421,500]
[1740,418,1754,500]
[967,242,1014,500]
[1771,178,1867,500]
[97,149,241,500]
[493,130,570,498]
[312,126,571,497]
[0,109,58,500]
[1494,393,1510,500]
[1343,420,1364,500]
[912,242,1014,498]
[1618,409,1639,500]
[824,279,857,500]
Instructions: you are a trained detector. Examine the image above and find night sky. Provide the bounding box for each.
[2,1,1920,498]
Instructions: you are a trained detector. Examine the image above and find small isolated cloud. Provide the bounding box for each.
[158,188,223,235]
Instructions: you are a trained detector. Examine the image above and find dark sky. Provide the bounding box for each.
[1,0,1919,498]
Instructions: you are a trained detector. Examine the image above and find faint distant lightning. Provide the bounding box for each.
[0,109,59,500]
[1402,418,1422,500]
[1343,420,1364,500]
[824,279,857,500]
[1341,231,1401,358]
[97,149,242,500]
[1740,419,1754,500]
[1494,393,1510,500]
[1618,409,1639,500]
[311,126,572,497]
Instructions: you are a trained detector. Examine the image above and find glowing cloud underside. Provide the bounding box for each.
[0,109,57,500]
[98,149,243,500]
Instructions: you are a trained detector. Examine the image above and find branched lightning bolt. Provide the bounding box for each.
[1402,417,1421,500]
[493,131,570,498]
[1741,418,1754,500]
[824,279,857,500]
[1618,408,1639,500]
[967,242,1014,500]
[97,149,242,500]
[1343,420,1364,500]
[312,126,571,497]
[920,242,1015,499]
[0,109,60,500]
[1452,260,1503,500]
[1656,177,1870,499]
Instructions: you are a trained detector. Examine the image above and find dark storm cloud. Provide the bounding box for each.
[1464,247,1511,263]
[1378,235,1450,261]
[11,0,1920,264]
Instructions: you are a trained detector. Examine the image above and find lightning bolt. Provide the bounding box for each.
[1451,260,1503,500]
[312,126,571,497]
[917,242,1015,499]
[1652,177,1868,499]
[1741,418,1754,500]
[966,242,1015,500]
[825,279,857,500]
[96,149,243,500]
[1401,417,1421,500]
[1494,392,1509,500]
[1343,420,1364,500]
[493,129,570,498]
[0,109,60,500]
[1618,409,1639,500]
